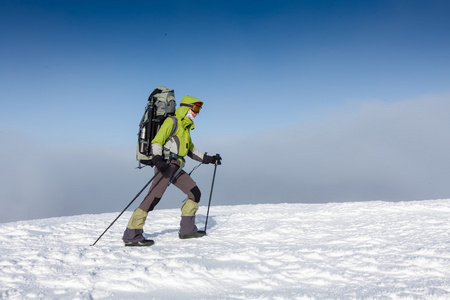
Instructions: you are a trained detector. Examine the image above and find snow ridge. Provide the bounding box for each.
[1,200,449,299]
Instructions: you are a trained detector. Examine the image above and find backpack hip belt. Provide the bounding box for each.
[163,149,186,165]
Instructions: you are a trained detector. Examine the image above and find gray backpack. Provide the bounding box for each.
[137,86,177,168]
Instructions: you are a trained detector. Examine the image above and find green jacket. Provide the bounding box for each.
[151,95,204,162]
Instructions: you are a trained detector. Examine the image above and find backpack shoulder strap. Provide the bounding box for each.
[168,116,178,138]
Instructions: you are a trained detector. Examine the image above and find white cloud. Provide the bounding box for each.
[0,131,143,223]
[199,94,450,205]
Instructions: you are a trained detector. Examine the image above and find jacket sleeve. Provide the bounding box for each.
[187,140,204,162]
[151,117,175,156]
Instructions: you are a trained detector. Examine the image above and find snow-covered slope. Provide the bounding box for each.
[1,200,449,299]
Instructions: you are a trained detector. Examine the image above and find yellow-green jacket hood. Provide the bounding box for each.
[175,95,203,118]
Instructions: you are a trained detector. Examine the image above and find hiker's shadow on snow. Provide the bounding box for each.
[145,228,178,238]
[144,215,218,238]
[196,214,218,232]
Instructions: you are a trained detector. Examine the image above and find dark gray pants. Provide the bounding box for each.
[139,160,201,213]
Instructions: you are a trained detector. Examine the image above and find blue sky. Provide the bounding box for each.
[1,0,450,223]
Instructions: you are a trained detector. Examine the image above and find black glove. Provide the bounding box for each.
[202,153,222,165]
[152,155,169,173]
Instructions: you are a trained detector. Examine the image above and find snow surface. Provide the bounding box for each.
[1,199,449,299]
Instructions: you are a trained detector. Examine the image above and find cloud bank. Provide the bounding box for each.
[210,94,450,205]
[1,94,449,223]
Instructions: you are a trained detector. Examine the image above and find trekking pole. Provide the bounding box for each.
[204,160,219,233]
[91,170,160,246]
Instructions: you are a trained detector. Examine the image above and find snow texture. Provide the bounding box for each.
[1,199,449,299]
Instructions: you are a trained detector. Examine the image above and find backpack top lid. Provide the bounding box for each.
[150,86,174,98]
[150,86,176,117]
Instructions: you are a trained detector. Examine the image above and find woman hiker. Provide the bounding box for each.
[122,95,222,246]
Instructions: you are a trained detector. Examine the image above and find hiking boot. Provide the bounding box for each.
[124,239,155,247]
[179,230,206,239]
